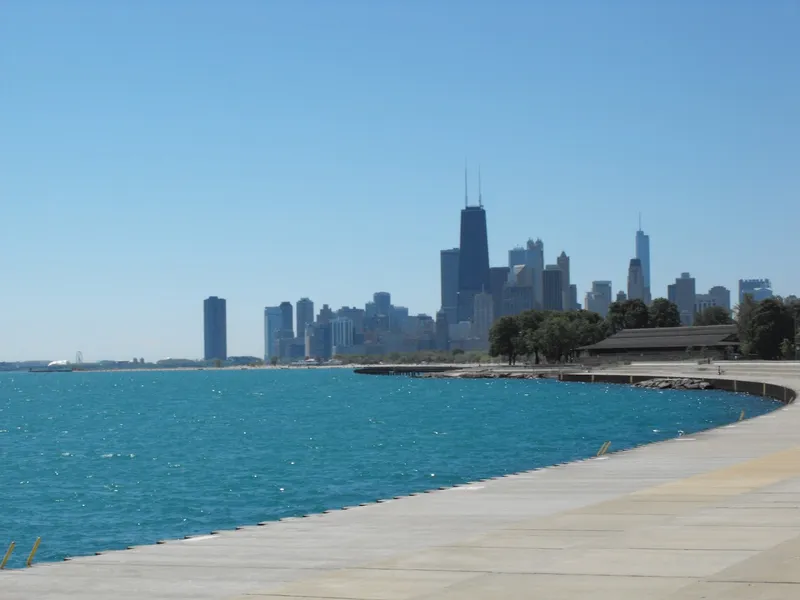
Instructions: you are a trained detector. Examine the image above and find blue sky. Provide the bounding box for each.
[2,0,798,361]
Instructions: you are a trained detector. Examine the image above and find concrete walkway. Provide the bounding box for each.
[2,364,799,599]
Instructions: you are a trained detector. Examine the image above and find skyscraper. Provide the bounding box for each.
[279,301,294,338]
[330,317,355,349]
[739,279,772,304]
[203,296,227,360]
[489,266,510,319]
[263,306,282,361]
[509,239,545,309]
[708,286,732,312]
[670,272,697,325]
[627,258,645,301]
[528,239,544,309]
[585,281,613,317]
[502,265,534,317]
[336,306,364,332]
[440,248,460,325]
[635,220,651,303]
[456,170,490,322]
[318,304,335,325]
[373,292,392,315]
[296,298,314,339]
[472,291,494,342]
[557,251,570,311]
[542,266,564,311]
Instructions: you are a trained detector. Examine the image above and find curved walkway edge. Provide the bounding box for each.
[2,363,800,600]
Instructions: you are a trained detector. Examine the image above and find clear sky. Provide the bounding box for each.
[2,0,799,361]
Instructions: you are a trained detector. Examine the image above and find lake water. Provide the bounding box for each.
[0,369,780,567]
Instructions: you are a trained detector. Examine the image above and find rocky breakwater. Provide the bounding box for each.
[635,377,715,391]
[415,370,555,380]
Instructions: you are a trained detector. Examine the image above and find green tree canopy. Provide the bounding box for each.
[515,310,548,364]
[747,298,795,360]
[648,298,682,328]
[735,294,759,355]
[488,309,606,365]
[695,305,733,326]
[489,315,521,365]
[535,314,578,363]
[606,299,649,333]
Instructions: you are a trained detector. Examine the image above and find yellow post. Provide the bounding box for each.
[1,542,15,569]
[26,538,41,568]
[597,441,611,456]
[739,410,745,422]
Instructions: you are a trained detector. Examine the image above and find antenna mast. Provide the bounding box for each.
[464,161,468,208]
[478,166,483,207]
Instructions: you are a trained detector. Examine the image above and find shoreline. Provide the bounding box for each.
[3,364,799,599]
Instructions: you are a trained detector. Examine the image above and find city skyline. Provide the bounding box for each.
[3,2,799,361]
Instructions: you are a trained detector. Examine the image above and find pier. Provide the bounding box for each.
[2,362,800,599]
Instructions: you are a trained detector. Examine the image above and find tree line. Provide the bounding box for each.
[737,295,799,359]
[488,295,799,364]
[489,298,689,365]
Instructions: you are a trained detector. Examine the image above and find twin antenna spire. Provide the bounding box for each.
[464,162,483,208]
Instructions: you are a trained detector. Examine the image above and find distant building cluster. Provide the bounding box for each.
[199,171,781,363]
[256,292,436,363]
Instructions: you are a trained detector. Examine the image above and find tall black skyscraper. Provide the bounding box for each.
[203,296,227,360]
[456,169,490,322]
[279,301,294,338]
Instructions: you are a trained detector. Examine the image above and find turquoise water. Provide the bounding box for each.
[0,369,779,568]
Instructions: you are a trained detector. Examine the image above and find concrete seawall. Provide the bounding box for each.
[2,363,800,599]
[559,371,798,404]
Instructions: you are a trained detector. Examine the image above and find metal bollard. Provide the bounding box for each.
[597,441,611,456]
[1,542,15,569]
[26,538,41,568]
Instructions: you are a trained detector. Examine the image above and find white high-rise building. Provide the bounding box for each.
[331,317,355,349]
[585,281,613,317]
[507,238,544,309]
[264,306,283,361]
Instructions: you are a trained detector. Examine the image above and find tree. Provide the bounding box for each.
[269,356,279,366]
[648,298,682,328]
[747,298,794,360]
[489,316,521,365]
[695,305,734,326]
[570,310,607,356]
[780,338,795,360]
[735,293,759,355]
[535,314,578,363]
[606,299,649,333]
[516,310,548,364]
